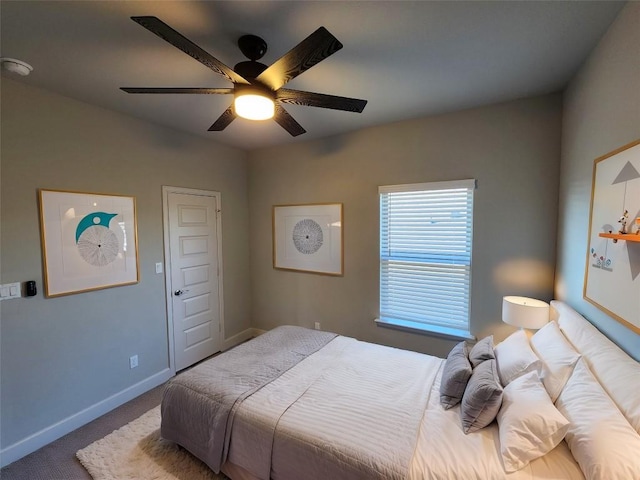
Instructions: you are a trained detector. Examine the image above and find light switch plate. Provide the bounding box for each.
[0,282,21,301]
[155,263,163,274]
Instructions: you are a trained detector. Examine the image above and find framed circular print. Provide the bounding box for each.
[272,203,343,275]
[38,189,139,297]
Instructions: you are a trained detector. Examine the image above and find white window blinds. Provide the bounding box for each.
[379,179,475,336]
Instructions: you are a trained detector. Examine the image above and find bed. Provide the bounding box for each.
[160,301,640,480]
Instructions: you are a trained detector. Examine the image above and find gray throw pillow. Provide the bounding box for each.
[468,335,495,368]
[440,341,473,409]
[460,358,503,433]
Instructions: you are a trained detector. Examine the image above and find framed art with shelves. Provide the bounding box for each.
[583,140,640,333]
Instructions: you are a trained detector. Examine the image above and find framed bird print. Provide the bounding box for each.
[273,203,343,276]
[38,189,139,297]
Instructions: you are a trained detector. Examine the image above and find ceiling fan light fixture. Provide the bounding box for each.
[123,18,366,135]
[234,93,275,121]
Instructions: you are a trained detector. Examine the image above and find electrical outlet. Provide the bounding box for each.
[129,355,138,369]
[314,322,321,330]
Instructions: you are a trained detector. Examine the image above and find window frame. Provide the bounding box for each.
[377,179,476,340]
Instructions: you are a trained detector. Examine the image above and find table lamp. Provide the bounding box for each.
[502,296,549,330]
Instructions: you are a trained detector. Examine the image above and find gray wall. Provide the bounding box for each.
[248,94,562,358]
[0,79,251,449]
[557,2,640,360]
[4,2,637,458]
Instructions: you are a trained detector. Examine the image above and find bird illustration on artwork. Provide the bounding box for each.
[618,210,629,234]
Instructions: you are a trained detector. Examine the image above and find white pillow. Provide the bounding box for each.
[531,321,581,402]
[497,371,570,472]
[555,358,640,480]
[494,329,541,386]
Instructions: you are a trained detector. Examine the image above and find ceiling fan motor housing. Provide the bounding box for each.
[234,60,268,80]
[235,34,269,80]
[234,82,275,100]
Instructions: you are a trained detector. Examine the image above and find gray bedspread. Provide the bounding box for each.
[160,326,338,473]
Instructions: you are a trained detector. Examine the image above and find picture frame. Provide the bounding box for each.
[273,203,343,276]
[38,189,139,297]
[583,139,640,333]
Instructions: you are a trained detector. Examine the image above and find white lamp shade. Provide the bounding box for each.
[502,296,549,329]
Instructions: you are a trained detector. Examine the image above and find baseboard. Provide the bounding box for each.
[0,368,173,468]
[222,327,264,351]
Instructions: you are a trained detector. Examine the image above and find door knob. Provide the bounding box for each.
[174,289,188,296]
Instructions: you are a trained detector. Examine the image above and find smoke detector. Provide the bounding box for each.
[0,58,33,76]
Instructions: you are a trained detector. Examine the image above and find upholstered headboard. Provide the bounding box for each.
[550,300,640,433]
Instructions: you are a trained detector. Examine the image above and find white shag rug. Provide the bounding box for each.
[76,406,228,480]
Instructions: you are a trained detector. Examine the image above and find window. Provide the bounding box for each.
[378,179,475,339]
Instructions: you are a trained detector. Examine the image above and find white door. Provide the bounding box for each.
[166,190,221,371]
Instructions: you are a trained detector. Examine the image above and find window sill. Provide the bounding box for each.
[374,317,475,341]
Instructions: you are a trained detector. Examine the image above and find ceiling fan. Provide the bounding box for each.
[121,17,368,136]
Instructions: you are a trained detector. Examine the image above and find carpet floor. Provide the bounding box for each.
[76,406,227,479]
[1,384,164,480]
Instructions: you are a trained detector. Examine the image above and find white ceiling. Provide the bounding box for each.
[0,1,625,151]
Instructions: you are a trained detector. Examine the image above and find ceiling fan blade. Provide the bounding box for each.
[273,104,306,136]
[256,27,343,91]
[277,89,367,113]
[121,87,234,94]
[208,106,236,131]
[131,16,249,85]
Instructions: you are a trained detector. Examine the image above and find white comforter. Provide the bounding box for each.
[228,336,441,480]
[228,335,585,480]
